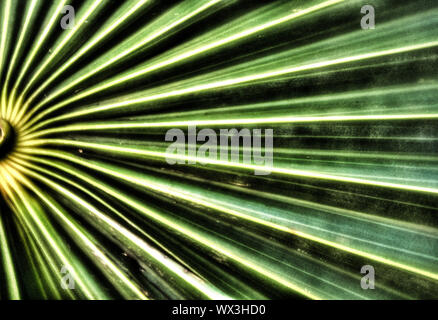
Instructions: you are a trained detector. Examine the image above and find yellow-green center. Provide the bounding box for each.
[0,119,13,156]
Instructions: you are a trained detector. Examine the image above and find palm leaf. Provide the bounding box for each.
[0,0,437,299]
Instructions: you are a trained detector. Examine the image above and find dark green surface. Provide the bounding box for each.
[0,0,437,299]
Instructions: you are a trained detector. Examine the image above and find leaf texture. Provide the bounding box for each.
[0,0,437,299]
